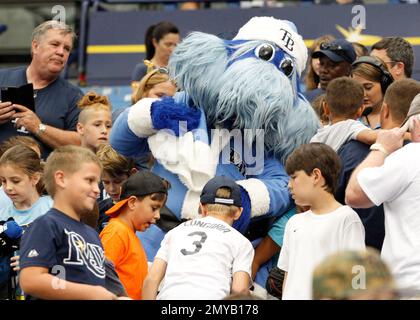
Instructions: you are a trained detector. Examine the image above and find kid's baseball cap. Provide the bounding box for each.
[200,176,242,207]
[105,170,168,216]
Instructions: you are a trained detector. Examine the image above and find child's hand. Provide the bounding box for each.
[10,255,20,272]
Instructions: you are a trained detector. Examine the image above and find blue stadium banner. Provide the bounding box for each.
[86,4,420,85]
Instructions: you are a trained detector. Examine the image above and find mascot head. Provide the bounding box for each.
[169,17,320,164]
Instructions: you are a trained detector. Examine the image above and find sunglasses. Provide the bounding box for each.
[319,42,351,62]
[320,42,344,51]
[156,67,169,75]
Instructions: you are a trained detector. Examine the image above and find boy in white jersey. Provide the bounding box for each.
[278,143,365,300]
[142,176,254,300]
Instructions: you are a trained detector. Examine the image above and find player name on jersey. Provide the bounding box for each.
[182,219,231,233]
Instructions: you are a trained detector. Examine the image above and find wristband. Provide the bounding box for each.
[370,143,389,156]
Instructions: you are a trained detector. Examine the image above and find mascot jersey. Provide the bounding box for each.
[110,17,320,289]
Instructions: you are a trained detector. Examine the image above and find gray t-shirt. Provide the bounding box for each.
[310,119,368,151]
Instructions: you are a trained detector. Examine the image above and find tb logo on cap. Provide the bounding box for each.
[280,28,294,51]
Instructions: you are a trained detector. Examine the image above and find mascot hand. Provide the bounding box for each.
[151,97,201,136]
[232,187,251,234]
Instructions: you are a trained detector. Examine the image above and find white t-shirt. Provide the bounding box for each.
[156,216,254,300]
[310,119,368,151]
[277,206,365,300]
[357,143,420,291]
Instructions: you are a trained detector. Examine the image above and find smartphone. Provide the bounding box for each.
[0,83,35,111]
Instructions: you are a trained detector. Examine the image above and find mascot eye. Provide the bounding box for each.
[255,44,275,61]
[280,58,294,77]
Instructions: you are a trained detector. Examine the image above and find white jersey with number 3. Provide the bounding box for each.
[156,216,254,300]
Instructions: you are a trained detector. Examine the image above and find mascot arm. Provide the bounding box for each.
[237,157,291,220]
[110,106,151,157]
[151,97,201,136]
[110,97,201,157]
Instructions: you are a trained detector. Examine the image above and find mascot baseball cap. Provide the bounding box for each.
[312,39,356,64]
[233,16,308,76]
[200,176,242,207]
[106,170,168,216]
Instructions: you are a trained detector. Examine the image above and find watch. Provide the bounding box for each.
[370,143,389,156]
[37,123,47,135]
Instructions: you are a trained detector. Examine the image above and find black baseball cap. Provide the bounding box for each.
[312,39,356,64]
[200,176,242,207]
[106,170,168,216]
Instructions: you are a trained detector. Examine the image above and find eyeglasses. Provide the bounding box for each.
[382,61,399,67]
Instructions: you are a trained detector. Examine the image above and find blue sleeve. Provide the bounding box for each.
[109,107,150,158]
[268,207,296,247]
[19,217,58,269]
[255,156,292,218]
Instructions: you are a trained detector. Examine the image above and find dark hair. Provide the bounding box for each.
[326,77,364,119]
[285,143,341,194]
[372,37,414,78]
[145,21,179,60]
[384,79,420,124]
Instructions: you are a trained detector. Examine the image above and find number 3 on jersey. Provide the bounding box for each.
[180,231,208,255]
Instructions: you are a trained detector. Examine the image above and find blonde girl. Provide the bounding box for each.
[77,91,112,153]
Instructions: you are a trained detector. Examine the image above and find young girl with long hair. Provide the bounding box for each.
[0,144,52,226]
[0,144,52,299]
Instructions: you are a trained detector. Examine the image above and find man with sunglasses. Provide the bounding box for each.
[305,39,356,103]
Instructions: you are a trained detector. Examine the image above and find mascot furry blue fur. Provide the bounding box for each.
[111,16,319,296]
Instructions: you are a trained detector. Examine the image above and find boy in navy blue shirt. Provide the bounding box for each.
[19,146,117,300]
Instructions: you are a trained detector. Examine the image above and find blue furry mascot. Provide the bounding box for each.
[111,17,319,295]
